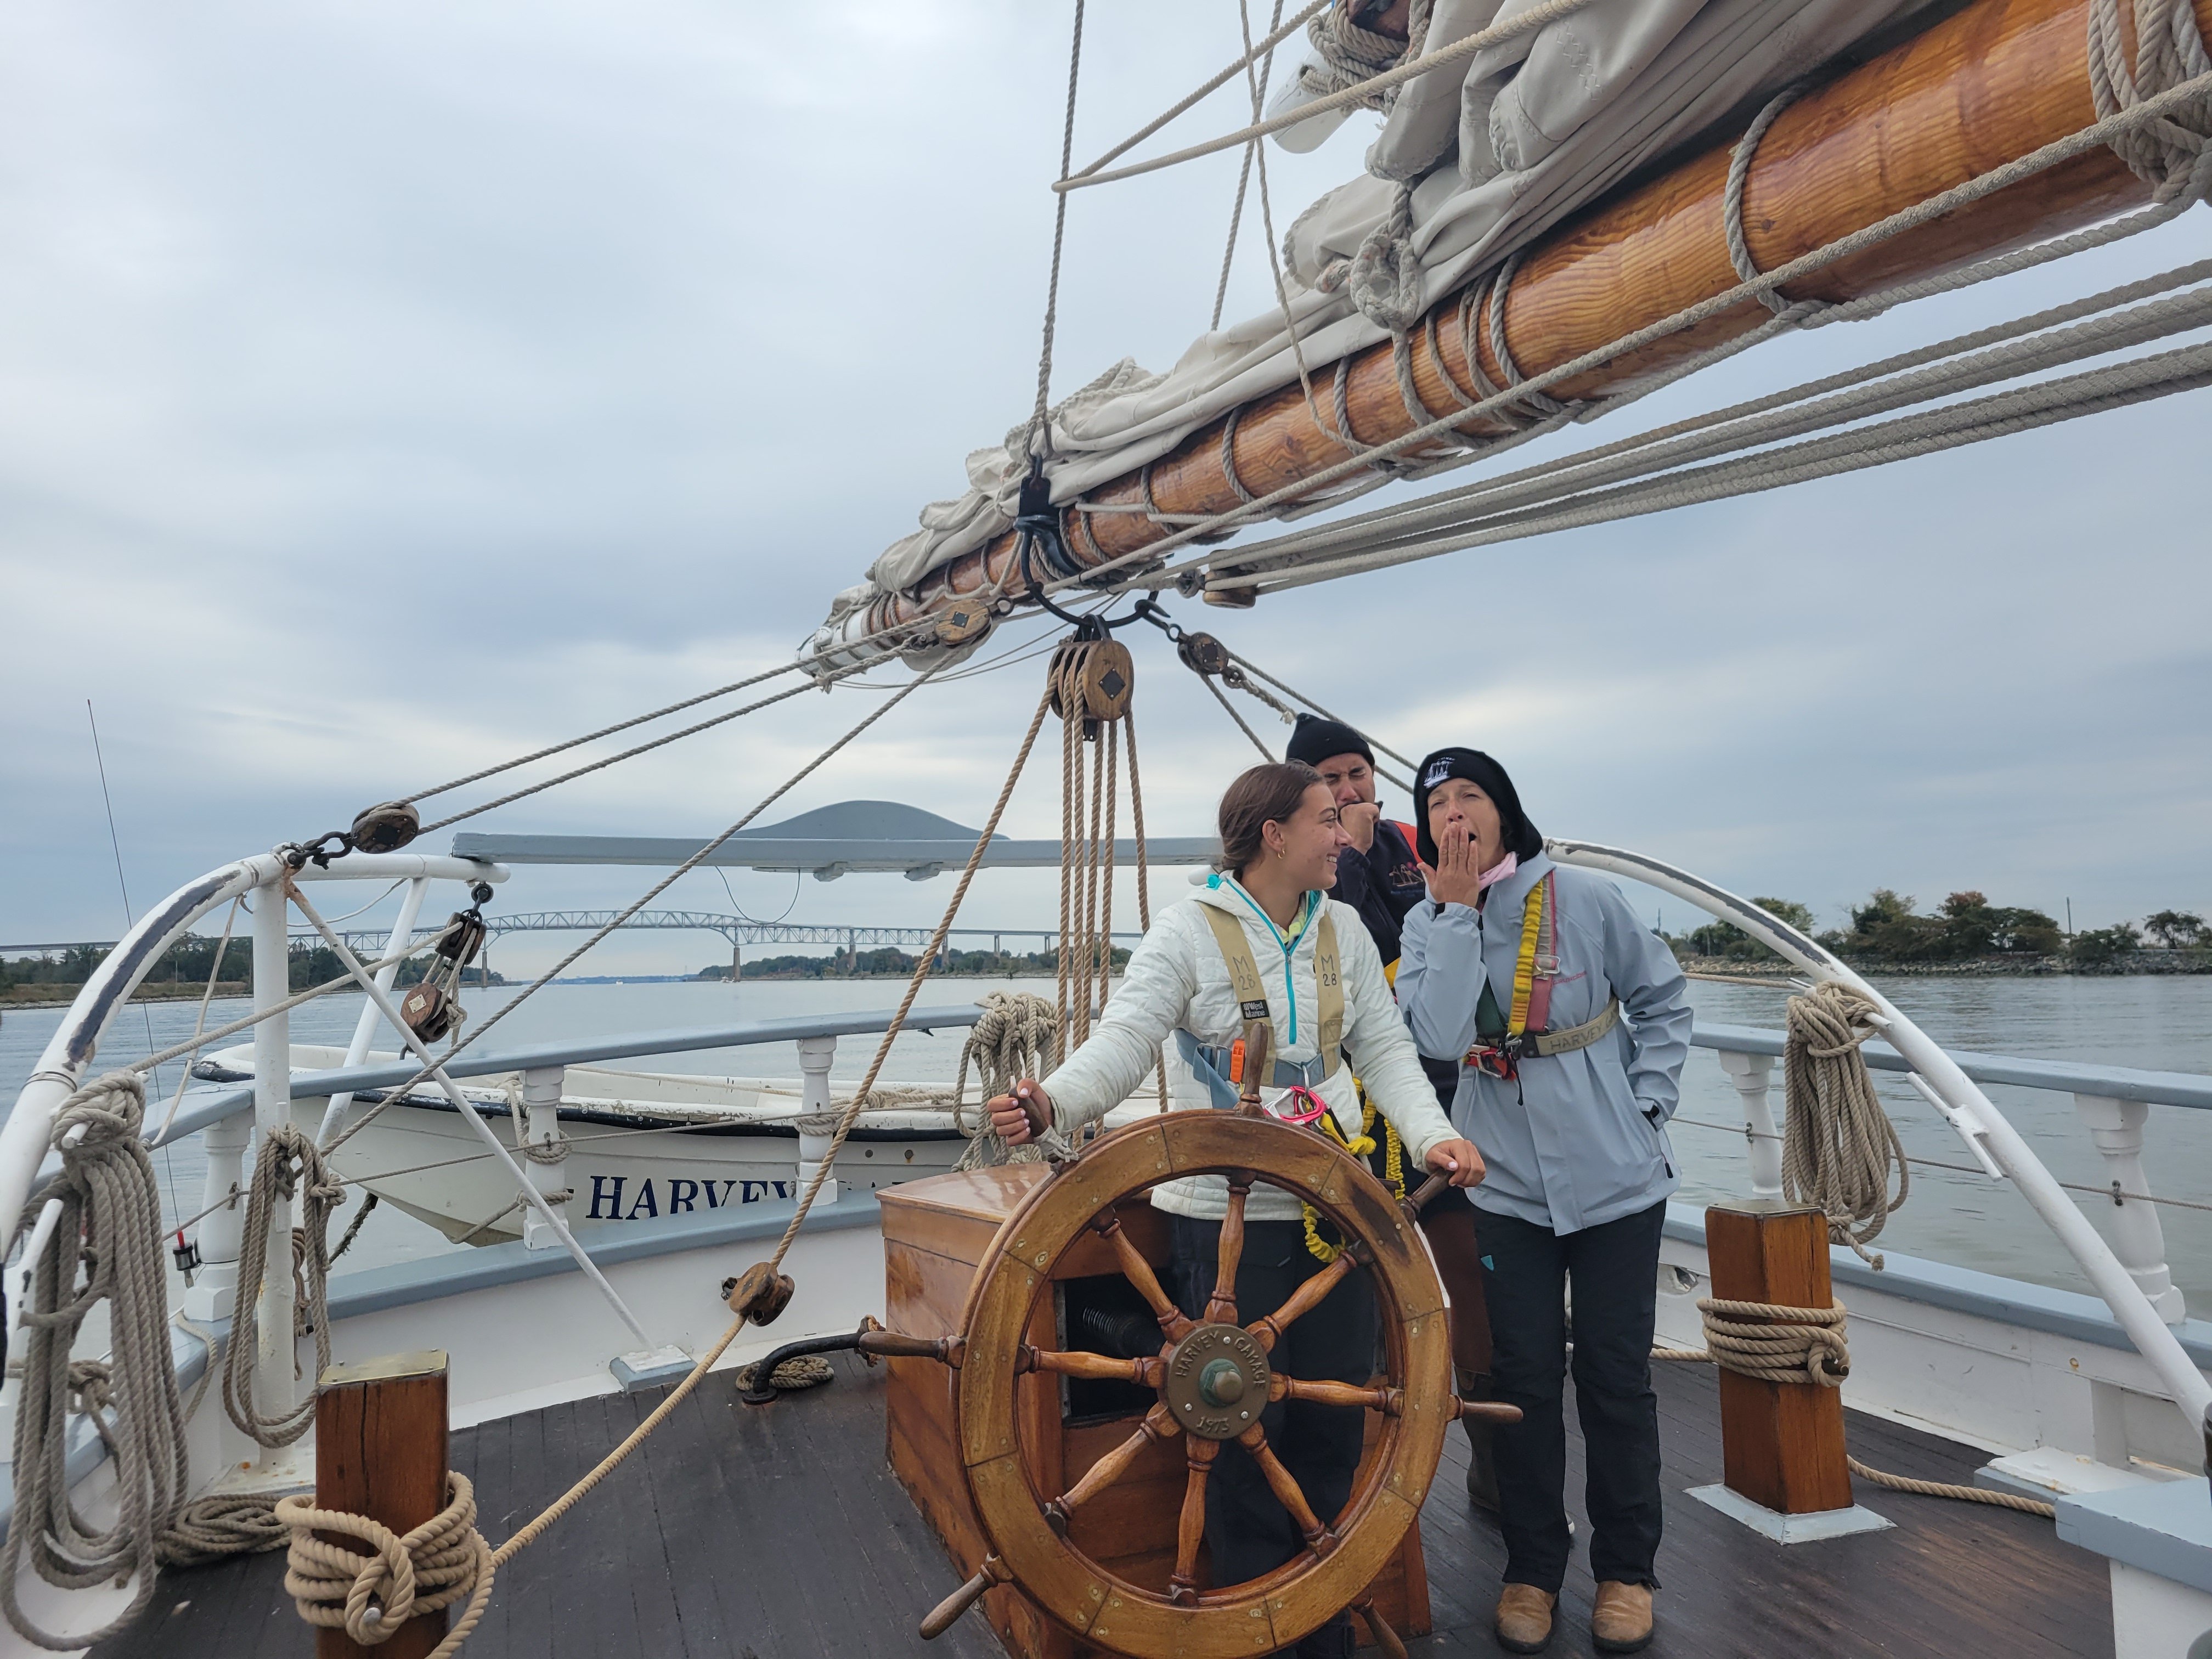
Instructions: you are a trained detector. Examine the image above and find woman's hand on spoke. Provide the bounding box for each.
[1424,1137,1485,1187]
[986,1080,1053,1146]
[1419,827,1483,908]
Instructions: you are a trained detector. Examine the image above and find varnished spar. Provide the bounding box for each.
[855,0,2204,645]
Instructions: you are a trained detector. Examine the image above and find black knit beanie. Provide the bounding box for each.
[1285,714,1374,770]
[1412,748,1541,866]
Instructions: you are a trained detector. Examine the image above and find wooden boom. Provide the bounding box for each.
[852,0,2202,643]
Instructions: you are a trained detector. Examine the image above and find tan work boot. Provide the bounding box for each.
[1492,1584,1557,1654]
[1590,1582,1654,1652]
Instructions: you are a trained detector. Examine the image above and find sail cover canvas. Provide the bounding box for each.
[830,0,1946,638]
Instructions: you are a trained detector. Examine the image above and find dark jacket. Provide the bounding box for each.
[1331,818,1426,969]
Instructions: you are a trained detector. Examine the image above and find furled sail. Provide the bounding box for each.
[804,0,2212,668]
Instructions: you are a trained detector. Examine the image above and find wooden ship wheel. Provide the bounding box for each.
[861,1059,1516,1659]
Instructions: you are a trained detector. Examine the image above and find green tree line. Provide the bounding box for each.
[699,945,1131,981]
[3,937,500,993]
[1673,892,2207,968]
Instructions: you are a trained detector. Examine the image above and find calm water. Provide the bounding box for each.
[4,974,2208,1311]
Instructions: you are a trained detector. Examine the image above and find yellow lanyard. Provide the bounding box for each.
[1506,876,1545,1036]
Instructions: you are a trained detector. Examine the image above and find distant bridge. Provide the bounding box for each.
[8,910,1142,978]
[316,910,1141,976]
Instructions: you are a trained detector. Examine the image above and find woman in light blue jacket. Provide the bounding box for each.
[1395,749,1690,1657]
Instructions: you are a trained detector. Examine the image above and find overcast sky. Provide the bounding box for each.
[3,1,2208,977]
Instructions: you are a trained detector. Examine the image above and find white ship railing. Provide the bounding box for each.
[4,839,2209,1541]
[1551,838,2212,1434]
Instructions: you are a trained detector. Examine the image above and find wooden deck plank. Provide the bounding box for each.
[92,1350,2111,1659]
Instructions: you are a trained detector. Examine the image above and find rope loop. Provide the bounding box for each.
[1724,81,1832,323]
[1348,183,1425,333]
[2088,0,2212,200]
[1,1071,191,1650]
[278,1473,496,1656]
[1782,982,1909,1266]
[223,1122,345,1446]
[954,992,1066,1169]
[1695,1295,1850,1386]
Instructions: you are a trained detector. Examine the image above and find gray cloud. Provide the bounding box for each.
[4,1,2208,977]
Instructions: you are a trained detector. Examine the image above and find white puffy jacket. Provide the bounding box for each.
[1042,873,1457,1221]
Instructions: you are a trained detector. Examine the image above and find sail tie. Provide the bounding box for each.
[1724,82,1833,324]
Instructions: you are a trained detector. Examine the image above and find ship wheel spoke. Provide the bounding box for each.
[1246,1249,1358,1352]
[1042,1403,1179,1534]
[1270,1375,1401,1415]
[1235,1422,1336,1555]
[1092,1215,1195,1343]
[1204,1173,1254,1326]
[1167,1438,1220,1605]
[1021,1347,1160,1387]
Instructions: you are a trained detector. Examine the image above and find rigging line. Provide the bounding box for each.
[1218,650,1419,775]
[1038,66,2212,600]
[283,880,407,929]
[713,864,800,928]
[760,680,1060,1276]
[330,663,953,1155]
[154,898,242,1146]
[416,655,879,834]
[127,934,444,1085]
[398,606,936,809]
[1212,269,2212,580]
[832,599,1104,689]
[1245,0,1352,458]
[1058,0,1592,191]
[1201,256,2212,580]
[1069,0,1329,184]
[399,659,804,806]
[1666,1115,2212,1215]
[1199,670,1277,761]
[1253,333,2212,593]
[1025,0,1088,459]
[1211,0,1288,332]
[87,699,182,1217]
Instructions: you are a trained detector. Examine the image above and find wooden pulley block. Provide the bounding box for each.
[725,1260,797,1325]
[1173,631,1230,678]
[398,982,459,1042]
[432,910,487,967]
[1048,638,1135,725]
[911,1110,1451,1657]
[936,597,995,646]
[348,800,420,855]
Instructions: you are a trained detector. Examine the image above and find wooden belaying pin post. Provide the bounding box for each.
[1705,1204,1852,1516]
[315,1350,452,1659]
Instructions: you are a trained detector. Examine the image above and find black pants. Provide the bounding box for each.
[1170,1214,1375,1655]
[1475,1200,1666,1593]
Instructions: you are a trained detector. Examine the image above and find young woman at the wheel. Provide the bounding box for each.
[988,760,1482,1659]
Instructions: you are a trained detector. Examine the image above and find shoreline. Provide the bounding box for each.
[8,955,2207,1012]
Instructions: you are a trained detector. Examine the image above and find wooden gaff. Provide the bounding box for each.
[855,0,2203,641]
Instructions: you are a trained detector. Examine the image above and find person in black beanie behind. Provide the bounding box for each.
[1283,714,1426,967]
[1281,713,1500,1515]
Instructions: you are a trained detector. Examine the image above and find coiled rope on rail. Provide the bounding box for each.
[1782,982,1908,1266]
[222,1124,345,1446]
[0,1074,188,1650]
[1655,1296,2057,1518]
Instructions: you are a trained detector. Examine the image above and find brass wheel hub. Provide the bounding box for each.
[1163,1322,1269,1438]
